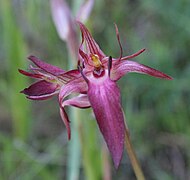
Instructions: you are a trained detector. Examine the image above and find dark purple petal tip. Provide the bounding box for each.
[18,69,42,79]
[21,80,58,100]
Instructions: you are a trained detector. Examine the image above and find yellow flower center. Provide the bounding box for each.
[91,54,102,69]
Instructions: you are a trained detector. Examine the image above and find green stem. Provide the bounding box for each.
[67,108,81,180]
[67,27,81,179]
[78,109,102,180]
[125,126,145,180]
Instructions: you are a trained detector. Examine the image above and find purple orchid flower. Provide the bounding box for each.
[19,22,172,168]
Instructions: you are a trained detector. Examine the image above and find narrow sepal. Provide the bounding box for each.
[59,78,88,139]
[18,69,42,79]
[60,107,71,140]
[28,55,65,76]
[77,21,105,59]
[114,23,123,60]
[112,60,172,81]
[60,94,91,139]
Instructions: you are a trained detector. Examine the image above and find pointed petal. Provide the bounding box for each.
[77,21,105,59]
[18,69,42,79]
[114,23,123,60]
[59,77,87,102]
[59,107,71,139]
[79,46,89,65]
[26,92,59,100]
[63,94,91,108]
[59,78,88,139]
[28,55,65,76]
[77,0,94,23]
[61,69,80,78]
[88,78,125,168]
[60,94,91,140]
[112,60,173,81]
[21,80,59,100]
[121,48,146,60]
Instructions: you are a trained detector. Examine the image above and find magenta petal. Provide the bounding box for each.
[21,80,59,100]
[112,60,173,81]
[26,92,58,100]
[121,48,146,60]
[18,69,42,79]
[60,94,91,140]
[63,94,91,108]
[77,21,105,59]
[61,69,80,78]
[59,78,88,139]
[28,55,65,76]
[88,78,125,168]
[59,77,88,101]
[60,107,71,140]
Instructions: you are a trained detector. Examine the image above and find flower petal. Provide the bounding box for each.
[18,69,43,79]
[59,77,87,102]
[60,94,91,140]
[59,78,88,139]
[112,60,173,81]
[114,23,123,60]
[26,92,59,100]
[77,21,105,59]
[63,94,91,108]
[121,48,146,60]
[60,69,80,79]
[21,80,59,100]
[28,55,65,76]
[88,78,125,168]
[59,107,71,139]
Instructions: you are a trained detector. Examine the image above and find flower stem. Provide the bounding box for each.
[124,126,145,180]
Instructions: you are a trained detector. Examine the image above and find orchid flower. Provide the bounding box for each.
[19,22,172,168]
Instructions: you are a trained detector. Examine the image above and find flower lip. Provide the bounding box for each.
[87,78,125,168]
[93,68,105,78]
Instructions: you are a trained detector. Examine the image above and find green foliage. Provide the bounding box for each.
[0,1,31,140]
[80,109,102,180]
[0,133,67,179]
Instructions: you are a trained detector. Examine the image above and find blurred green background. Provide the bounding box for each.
[0,0,190,179]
